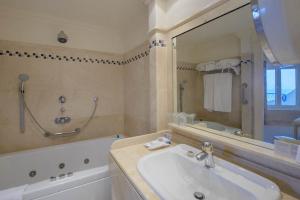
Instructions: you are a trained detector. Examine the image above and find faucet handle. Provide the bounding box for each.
[202,142,213,153]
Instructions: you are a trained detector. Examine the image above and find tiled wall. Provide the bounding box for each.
[123,42,151,136]
[0,40,150,154]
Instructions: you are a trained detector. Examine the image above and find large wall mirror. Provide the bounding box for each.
[172,4,300,147]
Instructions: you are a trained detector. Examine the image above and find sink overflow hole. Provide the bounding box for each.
[194,192,205,200]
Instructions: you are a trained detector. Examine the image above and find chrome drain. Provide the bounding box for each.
[194,192,205,200]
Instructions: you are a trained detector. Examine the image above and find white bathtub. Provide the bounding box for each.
[0,135,121,200]
[191,121,241,134]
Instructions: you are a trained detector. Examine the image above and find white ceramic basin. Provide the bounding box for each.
[138,144,281,200]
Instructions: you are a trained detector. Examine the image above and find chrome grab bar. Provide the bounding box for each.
[44,128,81,138]
[18,73,98,138]
[241,82,248,105]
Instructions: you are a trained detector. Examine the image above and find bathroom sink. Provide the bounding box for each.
[137,144,281,200]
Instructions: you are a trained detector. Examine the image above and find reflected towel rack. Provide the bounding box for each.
[199,59,253,75]
[201,67,239,75]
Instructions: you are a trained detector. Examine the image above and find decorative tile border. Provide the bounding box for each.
[177,65,196,71]
[241,59,252,64]
[0,49,150,65]
[149,39,166,49]
[123,50,150,64]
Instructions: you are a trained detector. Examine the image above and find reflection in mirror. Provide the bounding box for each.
[173,4,300,146]
[264,63,300,143]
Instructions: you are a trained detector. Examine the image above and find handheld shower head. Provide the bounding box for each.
[19,74,29,82]
[18,74,29,94]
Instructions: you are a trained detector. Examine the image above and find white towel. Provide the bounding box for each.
[0,185,27,200]
[196,61,216,72]
[216,58,240,69]
[213,73,232,112]
[205,61,217,71]
[216,58,241,74]
[203,74,215,111]
[196,63,206,71]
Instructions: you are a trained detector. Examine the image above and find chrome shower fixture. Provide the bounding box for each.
[18,73,29,93]
[18,73,29,81]
[179,80,187,112]
[17,72,98,137]
[93,96,99,102]
[18,73,29,133]
[57,31,68,43]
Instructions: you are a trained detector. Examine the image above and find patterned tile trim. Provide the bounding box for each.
[177,66,196,71]
[241,59,252,64]
[149,39,166,49]
[0,49,149,65]
[123,49,150,64]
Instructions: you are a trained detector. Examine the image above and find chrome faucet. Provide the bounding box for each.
[195,142,215,168]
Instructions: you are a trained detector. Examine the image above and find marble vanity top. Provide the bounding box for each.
[110,132,299,200]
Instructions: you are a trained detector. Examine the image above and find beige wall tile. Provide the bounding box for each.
[123,43,151,137]
[0,40,125,153]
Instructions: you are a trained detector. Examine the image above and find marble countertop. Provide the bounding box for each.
[110,132,299,200]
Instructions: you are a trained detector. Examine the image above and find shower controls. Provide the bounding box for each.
[60,107,66,114]
[58,96,66,104]
[55,95,71,124]
[55,116,71,124]
[29,170,37,178]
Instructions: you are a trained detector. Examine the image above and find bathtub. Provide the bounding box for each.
[191,121,241,134]
[0,135,122,200]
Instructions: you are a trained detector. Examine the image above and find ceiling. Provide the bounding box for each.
[0,0,148,31]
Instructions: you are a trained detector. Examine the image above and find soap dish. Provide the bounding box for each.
[144,137,171,150]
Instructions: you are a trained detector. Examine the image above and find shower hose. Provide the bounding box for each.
[21,92,98,138]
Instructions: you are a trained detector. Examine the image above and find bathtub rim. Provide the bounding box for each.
[23,165,110,200]
[0,135,119,158]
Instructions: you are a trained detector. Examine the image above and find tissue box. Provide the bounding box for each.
[274,139,300,160]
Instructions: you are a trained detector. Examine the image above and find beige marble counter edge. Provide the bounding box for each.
[110,131,166,200]
[169,123,300,179]
[110,131,298,200]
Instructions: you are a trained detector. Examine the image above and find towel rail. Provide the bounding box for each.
[200,67,239,75]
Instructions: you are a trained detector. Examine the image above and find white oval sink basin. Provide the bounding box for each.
[137,144,281,200]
